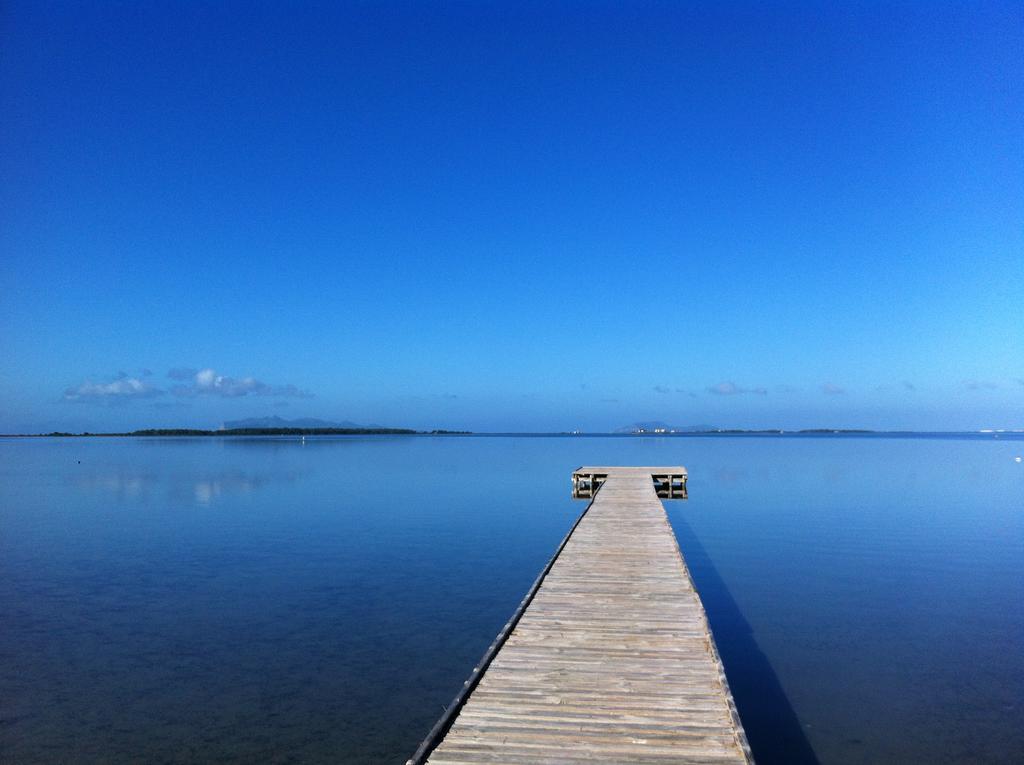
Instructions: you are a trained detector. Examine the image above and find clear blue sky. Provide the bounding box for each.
[1,1,1021,433]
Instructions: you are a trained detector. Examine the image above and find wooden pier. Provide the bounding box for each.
[409,466,752,764]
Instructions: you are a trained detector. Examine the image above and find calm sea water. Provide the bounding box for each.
[1,435,1021,764]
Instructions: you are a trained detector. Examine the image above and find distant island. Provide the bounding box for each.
[20,416,469,437]
[32,427,471,437]
[613,422,875,435]
[613,422,717,434]
[221,416,389,430]
[135,427,419,436]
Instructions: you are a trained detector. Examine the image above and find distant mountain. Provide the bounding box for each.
[614,422,717,434]
[220,416,386,430]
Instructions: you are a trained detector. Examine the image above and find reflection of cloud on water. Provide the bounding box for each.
[72,468,298,505]
[713,467,748,484]
[821,464,850,485]
[74,472,160,500]
[187,472,271,505]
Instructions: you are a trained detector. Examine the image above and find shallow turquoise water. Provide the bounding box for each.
[1,435,1021,763]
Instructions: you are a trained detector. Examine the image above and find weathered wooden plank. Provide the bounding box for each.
[411,466,752,764]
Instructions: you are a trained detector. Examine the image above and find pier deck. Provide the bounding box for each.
[411,466,752,764]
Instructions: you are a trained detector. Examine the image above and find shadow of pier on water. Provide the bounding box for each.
[671,514,821,765]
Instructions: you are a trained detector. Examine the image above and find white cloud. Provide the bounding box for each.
[64,374,164,401]
[653,385,694,395]
[707,381,767,396]
[65,367,312,402]
[170,368,312,398]
[822,382,846,395]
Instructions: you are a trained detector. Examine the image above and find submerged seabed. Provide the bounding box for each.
[1,434,1022,763]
